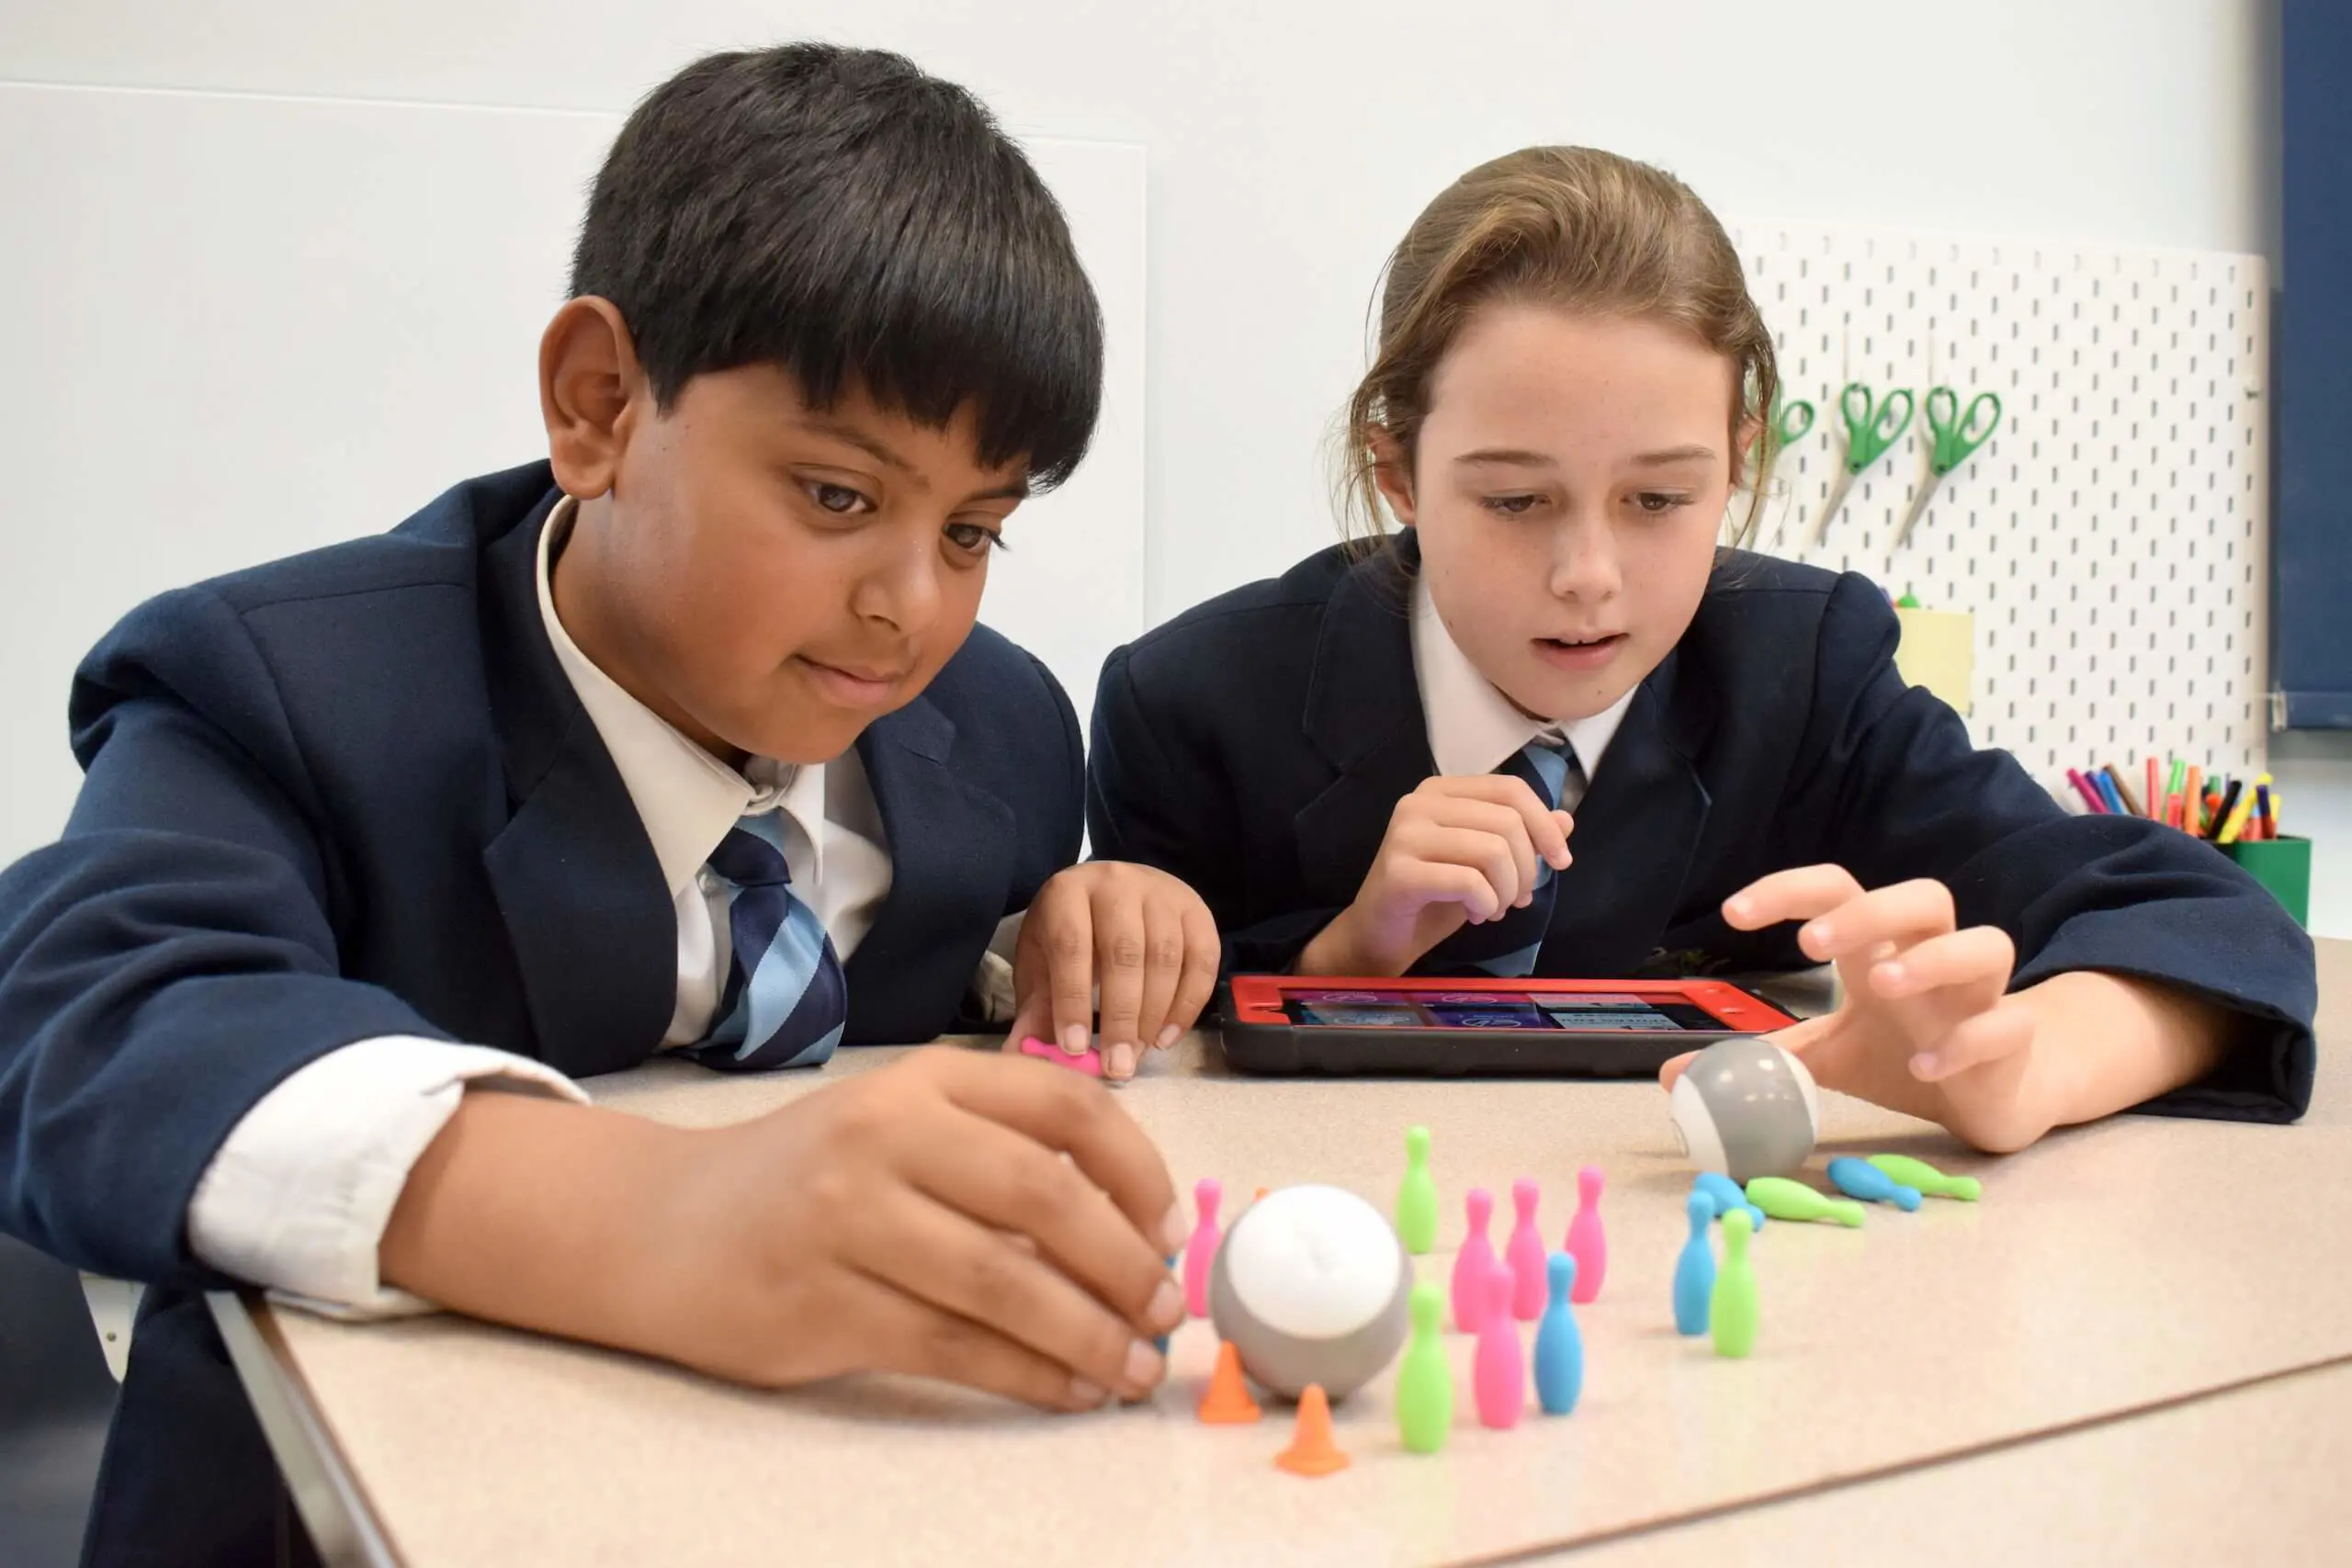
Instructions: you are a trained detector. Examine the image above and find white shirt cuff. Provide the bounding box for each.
[187,1036,587,1319]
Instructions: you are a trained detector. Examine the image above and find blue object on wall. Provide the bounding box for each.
[2276,1,2352,727]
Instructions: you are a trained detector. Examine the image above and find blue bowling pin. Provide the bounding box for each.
[1691,1171,1767,1231]
[1532,1252,1584,1415]
[1828,1156,1922,1211]
[1672,1190,1716,1336]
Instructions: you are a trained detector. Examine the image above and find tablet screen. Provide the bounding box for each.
[1282,989,1724,1032]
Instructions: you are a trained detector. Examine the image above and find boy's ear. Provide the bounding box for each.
[1369,427,1417,528]
[539,297,650,499]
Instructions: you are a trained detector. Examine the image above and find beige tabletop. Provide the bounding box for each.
[226,949,2350,1567]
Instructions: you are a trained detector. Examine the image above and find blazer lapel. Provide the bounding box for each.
[477,490,678,1077]
[1293,541,1436,908]
[844,695,1014,1042]
[1538,648,1714,973]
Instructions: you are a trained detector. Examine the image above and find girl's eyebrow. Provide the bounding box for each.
[1454,447,1555,468]
[1453,445,1718,468]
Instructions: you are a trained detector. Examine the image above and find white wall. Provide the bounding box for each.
[3,0,2267,624]
[9,0,2316,922]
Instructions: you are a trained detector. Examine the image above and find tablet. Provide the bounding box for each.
[1213,976,1801,1077]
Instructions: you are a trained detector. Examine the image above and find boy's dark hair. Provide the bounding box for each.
[571,43,1102,489]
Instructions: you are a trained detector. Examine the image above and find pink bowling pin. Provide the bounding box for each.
[1472,1259,1524,1429]
[1182,1178,1223,1318]
[1564,1165,1607,1303]
[1449,1187,1498,1332]
[1506,1178,1547,1321]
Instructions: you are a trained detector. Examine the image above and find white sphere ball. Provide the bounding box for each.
[1207,1184,1411,1401]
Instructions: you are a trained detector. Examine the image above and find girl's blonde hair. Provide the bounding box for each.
[1340,146,1778,547]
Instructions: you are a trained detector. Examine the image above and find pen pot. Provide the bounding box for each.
[2222,836,2311,928]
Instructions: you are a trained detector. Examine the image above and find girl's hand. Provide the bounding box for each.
[1001,863,1222,1082]
[1661,864,2051,1152]
[1299,775,1573,976]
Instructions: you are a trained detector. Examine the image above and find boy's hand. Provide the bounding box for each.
[1658,865,2048,1151]
[1299,775,1574,976]
[1002,863,1221,1082]
[621,1048,1187,1409]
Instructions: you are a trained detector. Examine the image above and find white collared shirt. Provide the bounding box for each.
[186,498,907,1315]
[1409,573,1634,798]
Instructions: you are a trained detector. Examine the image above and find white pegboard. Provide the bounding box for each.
[1727,220,2268,791]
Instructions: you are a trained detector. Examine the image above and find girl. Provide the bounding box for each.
[1089,147,2314,1150]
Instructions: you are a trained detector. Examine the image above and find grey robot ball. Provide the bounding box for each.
[1207,1184,1412,1402]
[1668,1034,1821,1182]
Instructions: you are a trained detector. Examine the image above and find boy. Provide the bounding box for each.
[0,45,1214,1565]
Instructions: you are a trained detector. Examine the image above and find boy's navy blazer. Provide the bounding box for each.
[1090,535,2317,1124]
[0,461,1083,1565]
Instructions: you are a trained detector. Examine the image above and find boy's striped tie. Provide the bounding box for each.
[684,815,847,1071]
[1426,740,1583,978]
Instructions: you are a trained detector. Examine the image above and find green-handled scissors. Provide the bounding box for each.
[1891,386,2002,549]
[1809,382,1915,547]
[1770,393,1815,451]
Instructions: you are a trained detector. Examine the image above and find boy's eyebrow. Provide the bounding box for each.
[797,418,1032,502]
[801,419,915,473]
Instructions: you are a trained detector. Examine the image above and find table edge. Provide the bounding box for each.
[207,1290,402,1568]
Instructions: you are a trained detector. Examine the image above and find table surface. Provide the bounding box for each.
[234,951,2349,1567]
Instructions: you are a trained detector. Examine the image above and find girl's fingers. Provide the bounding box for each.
[1422,797,1542,907]
[1429,773,1574,871]
[1396,822,1524,916]
[1912,998,2037,1083]
[1795,879,1956,963]
[1124,899,1188,1071]
[1723,864,1865,931]
[1870,924,2018,1000]
[1394,858,1507,923]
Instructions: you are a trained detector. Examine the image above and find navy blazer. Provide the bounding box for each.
[0,461,1083,1566]
[1091,536,2316,1122]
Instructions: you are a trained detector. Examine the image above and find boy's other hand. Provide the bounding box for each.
[634,1047,1187,1409]
[1002,863,1221,1081]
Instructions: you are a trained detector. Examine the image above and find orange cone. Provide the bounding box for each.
[1197,1340,1261,1425]
[1274,1383,1349,1476]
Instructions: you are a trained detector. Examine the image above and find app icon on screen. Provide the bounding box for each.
[1429,1005,1549,1029]
[1301,1004,1425,1028]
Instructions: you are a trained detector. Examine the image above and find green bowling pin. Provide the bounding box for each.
[1744,1177,1865,1228]
[1395,1283,1454,1453]
[1866,1154,1981,1201]
[1710,1209,1758,1358]
[1396,1125,1439,1254]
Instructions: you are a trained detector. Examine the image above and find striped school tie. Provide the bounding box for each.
[1426,739,1584,978]
[683,815,847,1071]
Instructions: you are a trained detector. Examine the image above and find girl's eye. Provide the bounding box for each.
[944,522,1005,556]
[806,481,873,515]
[1481,493,1543,517]
[1633,491,1691,515]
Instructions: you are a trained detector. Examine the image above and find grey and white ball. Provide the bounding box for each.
[1206,1184,1411,1403]
[1668,1034,1820,1181]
